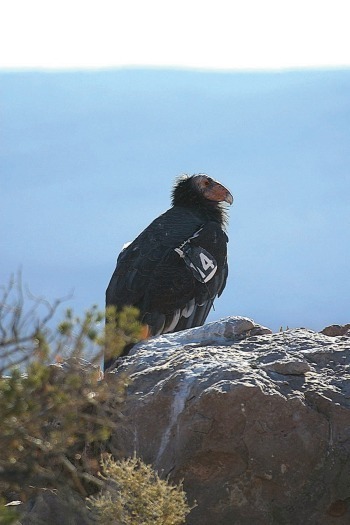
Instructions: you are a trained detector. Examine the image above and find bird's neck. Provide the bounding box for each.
[175,201,227,225]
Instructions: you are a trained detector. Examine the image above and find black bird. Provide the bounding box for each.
[105,174,233,369]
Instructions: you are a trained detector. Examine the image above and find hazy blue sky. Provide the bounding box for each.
[1,2,349,333]
[1,69,349,333]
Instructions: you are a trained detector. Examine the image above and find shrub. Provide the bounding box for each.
[0,275,192,524]
[88,455,192,525]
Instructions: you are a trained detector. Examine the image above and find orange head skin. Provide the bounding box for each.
[192,175,234,205]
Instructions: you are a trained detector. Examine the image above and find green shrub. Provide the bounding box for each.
[0,275,193,524]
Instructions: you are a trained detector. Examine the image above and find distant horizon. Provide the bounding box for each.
[1,65,350,74]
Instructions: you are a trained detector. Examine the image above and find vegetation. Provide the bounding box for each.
[0,275,192,524]
[88,455,192,525]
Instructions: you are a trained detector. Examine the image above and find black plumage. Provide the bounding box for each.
[105,174,233,369]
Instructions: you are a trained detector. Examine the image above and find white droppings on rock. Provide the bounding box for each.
[156,373,196,466]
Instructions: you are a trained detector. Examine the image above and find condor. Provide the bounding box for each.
[105,174,233,369]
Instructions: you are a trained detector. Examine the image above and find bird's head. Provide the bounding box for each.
[191,174,233,205]
[172,174,233,208]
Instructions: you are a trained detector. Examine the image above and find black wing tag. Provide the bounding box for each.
[175,243,218,283]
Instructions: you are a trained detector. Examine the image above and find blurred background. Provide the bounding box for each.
[1,0,349,332]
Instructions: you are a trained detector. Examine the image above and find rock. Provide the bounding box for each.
[320,323,350,337]
[18,492,93,525]
[108,316,350,525]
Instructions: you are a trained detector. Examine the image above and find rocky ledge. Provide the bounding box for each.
[108,317,350,525]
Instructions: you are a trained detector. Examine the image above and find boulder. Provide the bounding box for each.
[320,323,350,337]
[108,317,350,525]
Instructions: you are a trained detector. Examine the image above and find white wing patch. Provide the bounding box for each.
[164,309,181,333]
[181,298,196,318]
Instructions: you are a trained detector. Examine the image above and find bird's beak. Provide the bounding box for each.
[224,190,234,205]
[212,181,234,205]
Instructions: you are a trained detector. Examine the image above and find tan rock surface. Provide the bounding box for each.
[109,317,350,525]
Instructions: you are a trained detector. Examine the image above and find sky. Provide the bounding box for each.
[1,0,350,71]
[1,2,350,335]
